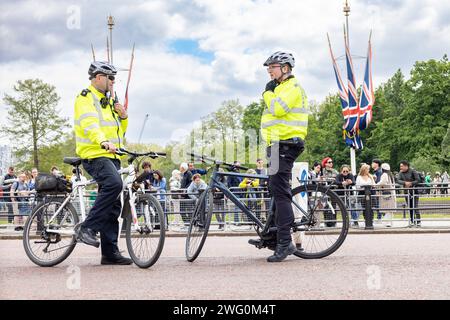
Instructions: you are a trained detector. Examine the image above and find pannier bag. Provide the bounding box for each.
[35,173,72,194]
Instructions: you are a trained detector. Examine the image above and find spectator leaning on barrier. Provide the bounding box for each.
[356,164,375,226]
[10,172,30,231]
[396,160,421,227]
[152,170,168,231]
[169,169,181,192]
[371,159,383,222]
[187,174,207,201]
[376,163,396,227]
[335,165,355,197]
[28,168,39,191]
[335,165,356,227]
[179,162,193,226]
[152,170,167,200]
[188,163,209,176]
[239,169,260,216]
[168,169,182,227]
[3,166,17,224]
[371,159,383,183]
[321,157,338,180]
[134,161,154,191]
[425,172,432,194]
[442,171,449,195]
[50,166,61,177]
[309,161,322,182]
[255,158,268,187]
[432,172,442,195]
[180,163,193,190]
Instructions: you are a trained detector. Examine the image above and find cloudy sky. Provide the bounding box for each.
[0,0,448,146]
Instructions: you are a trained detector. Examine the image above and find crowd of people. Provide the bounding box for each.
[1,158,449,231]
[309,157,450,228]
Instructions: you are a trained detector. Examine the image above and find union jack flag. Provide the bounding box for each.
[327,34,362,149]
[328,36,349,119]
[344,37,360,134]
[358,36,374,130]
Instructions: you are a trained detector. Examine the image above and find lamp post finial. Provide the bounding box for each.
[344,0,350,17]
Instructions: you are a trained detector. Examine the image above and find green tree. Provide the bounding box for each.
[20,132,76,175]
[1,79,70,170]
[401,55,450,167]
[242,100,264,133]
[198,99,244,159]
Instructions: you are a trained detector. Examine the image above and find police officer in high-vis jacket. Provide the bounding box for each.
[74,61,132,265]
[251,51,308,262]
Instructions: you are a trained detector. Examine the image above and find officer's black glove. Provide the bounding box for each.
[265,80,278,92]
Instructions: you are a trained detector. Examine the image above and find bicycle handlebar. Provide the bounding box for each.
[188,153,249,171]
[116,148,166,158]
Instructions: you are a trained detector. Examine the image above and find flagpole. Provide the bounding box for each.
[107,15,116,102]
[91,43,96,61]
[344,0,350,47]
[343,0,357,176]
[107,15,115,64]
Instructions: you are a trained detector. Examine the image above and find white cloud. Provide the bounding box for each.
[0,0,449,148]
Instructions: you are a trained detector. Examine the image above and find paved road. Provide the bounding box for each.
[1,234,450,300]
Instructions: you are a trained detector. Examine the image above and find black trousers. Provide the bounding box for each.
[267,140,304,243]
[4,198,14,223]
[406,191,421,223]
[82,157,123,257]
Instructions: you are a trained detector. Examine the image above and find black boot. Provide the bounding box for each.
[77,227,100,248]
[267,241,296,262]
[101,252,133,265]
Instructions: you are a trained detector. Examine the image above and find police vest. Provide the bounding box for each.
[74,85,128,159]
[261,76,308,145]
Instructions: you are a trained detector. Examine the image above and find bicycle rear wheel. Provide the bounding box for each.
[185,188,213,262]
[23,197,79,267]
[291,184,349,259]
[125,193,165,268]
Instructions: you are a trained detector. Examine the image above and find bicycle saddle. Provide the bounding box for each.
[63,157,82,166]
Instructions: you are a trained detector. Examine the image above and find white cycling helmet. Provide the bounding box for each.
[88,61,117,79]
[263,51,295,68]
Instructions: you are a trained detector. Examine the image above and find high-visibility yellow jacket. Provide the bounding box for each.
[261,76,308,145]
[74,85,128,159]
[239,178,260,189]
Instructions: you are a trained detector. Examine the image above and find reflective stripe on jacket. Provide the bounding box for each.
[261,76,308,144]
[74,85,128,159]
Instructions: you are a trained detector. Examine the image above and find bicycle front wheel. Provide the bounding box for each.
[125,194,165,268]
[23,197,79,267]
[185,188,213,262]
[291,184,349,259]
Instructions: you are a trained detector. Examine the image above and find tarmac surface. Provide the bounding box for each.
[1,233,450,300]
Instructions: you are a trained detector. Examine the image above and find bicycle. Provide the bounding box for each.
[22,148,166,268]
[185,153,349,262]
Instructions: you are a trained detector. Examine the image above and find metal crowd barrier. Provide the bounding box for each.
[1,184,450,231]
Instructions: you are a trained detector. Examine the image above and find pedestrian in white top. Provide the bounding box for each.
[356,164,375,225]
[376,163,397,227]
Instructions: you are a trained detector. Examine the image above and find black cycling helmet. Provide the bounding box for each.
[263,51,295,68]
[88,61,117,79]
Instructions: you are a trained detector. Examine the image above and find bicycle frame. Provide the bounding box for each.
[43,161,147,236]
[207,165,328,236]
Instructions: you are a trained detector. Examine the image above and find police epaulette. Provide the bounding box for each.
[80,89,91,97]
